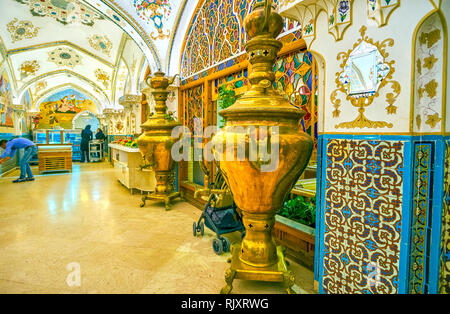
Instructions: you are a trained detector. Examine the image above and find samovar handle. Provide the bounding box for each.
[168,74,179,85]
[263,0,272,31]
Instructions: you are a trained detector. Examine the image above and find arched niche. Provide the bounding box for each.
[72,110,100,131]
[412,10,447,133]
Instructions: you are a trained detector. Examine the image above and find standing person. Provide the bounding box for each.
[95,128,106,141]
[0,138,37,183]
[80,124,93,163]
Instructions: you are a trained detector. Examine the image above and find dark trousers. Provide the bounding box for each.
[81,149,89,162]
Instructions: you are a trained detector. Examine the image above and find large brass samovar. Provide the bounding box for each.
[137,71,183,210]
[211,0,312,293]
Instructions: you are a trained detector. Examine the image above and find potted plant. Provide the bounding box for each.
[273,196,316,270]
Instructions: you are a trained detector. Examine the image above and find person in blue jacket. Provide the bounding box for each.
[0,138,37,183]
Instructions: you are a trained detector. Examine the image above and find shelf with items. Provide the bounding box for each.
[33,129,82,161]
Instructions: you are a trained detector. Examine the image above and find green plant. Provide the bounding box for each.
[277,196,316,227]
[217,85,236,110]
[217,85,236,129]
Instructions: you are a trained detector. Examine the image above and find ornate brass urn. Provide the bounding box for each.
[137,71,183,210]
[211,0,312,293]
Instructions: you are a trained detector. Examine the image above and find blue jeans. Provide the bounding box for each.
[19,146,37,179]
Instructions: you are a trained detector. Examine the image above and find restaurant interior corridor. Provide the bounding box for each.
[0,162,313,294]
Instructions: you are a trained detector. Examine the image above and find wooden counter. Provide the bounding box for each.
[38,144,72,173]
[109,144,156,194]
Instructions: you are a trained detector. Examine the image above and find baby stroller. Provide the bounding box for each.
[193,162,245,255]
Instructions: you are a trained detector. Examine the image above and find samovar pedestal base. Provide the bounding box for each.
[140,191,183,210]
[220,244,296,294]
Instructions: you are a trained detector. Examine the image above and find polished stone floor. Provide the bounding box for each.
[0,162,314,294]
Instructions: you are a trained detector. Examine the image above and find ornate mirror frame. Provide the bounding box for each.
[331,26,401,129]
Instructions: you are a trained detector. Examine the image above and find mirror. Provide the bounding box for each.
[339,41,390,97]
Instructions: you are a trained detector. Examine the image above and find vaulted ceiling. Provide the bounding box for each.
[0,0,200,112]
[0,0,154,111]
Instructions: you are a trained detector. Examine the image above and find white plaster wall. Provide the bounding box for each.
[305,0,436,134]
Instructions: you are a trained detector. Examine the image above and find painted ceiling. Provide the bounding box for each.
[0,0,268,112]
[79,0,186,72]
[0,0,149,111]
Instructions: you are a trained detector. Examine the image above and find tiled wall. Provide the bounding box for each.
[315,134,447,294]
[439,138,450,293]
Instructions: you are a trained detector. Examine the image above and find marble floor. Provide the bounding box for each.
[0,162,314,294]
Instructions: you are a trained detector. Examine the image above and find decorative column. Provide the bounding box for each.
[211,0,312,294]
[137,71,183,210]
[113,109,125,134]
[102,109,115,134]
[119,95,142,135]
[11,104,26,135]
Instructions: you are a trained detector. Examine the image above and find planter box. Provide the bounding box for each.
[273,215,315,270]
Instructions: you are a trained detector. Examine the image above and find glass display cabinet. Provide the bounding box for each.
[33,129,81,161]
[63,130,82,161]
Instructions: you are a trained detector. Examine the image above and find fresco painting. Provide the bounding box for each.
[37,89,98,129]
[0,72,14,128]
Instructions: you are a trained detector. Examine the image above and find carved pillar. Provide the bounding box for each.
[119,95,142,135]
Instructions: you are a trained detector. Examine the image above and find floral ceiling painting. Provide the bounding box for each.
[37,88,97,129]
[6,18,40,43]
[19,60,40,80]
[133,0,173,40]
[48,47,82,68]
[14,0,104,26]
[88,34,113,56]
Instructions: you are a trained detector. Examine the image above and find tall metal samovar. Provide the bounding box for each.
[211,0,313,293]
[137,71,183,210]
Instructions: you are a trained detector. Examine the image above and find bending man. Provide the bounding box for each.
[0,138,37,183]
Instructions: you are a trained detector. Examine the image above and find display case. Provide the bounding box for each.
[48,130,62,144]
[34,130,48,145]
[33,129,82,161]
[63,130,82,161]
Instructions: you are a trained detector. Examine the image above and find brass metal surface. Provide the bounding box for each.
[220,245,296,294]
[211,0,312,293]
[137,71,183,210]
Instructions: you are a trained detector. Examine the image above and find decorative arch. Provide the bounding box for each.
[136,57,149,92]
[72,110,100,129]
[17,70,110,105]
[112,57,131,106]
[408,7,448,295]
[308,50,326,136]
[179,0,302,80]
[411,8,447,134]
[34,84,103,113]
